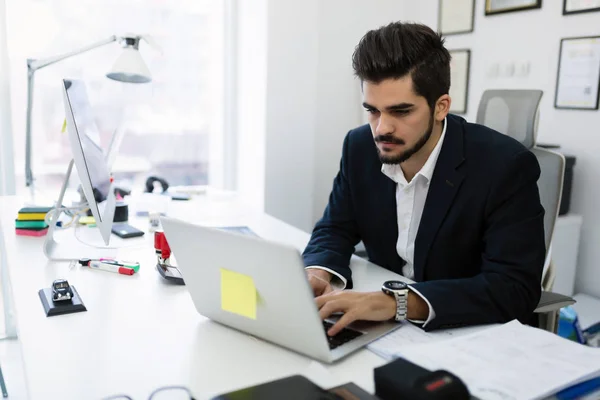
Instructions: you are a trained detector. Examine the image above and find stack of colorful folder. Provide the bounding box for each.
[15,206,52,237]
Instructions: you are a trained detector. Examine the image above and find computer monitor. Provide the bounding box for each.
[43,79,117,260]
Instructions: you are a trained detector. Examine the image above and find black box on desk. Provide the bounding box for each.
[211,375,338,400]
[560,155,576,215]
[374,357,470,400]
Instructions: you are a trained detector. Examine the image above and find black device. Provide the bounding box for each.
[374,357,470,400]
[211,375,342,400]
[145,175,170,193]
[113,202,129,222]
[145,175,190,201]
[111,223,145,239]
[169,192,191,201]
[156,263,185,285]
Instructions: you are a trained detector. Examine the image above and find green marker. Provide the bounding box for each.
[99,258,140,273]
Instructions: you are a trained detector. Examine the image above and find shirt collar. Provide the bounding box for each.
[381,117,447,186]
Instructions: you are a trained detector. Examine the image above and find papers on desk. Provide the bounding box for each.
[134,193,170,216]
[367,321,485,360]
[393,320,600,400]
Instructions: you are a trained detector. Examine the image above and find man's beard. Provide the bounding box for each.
[375,115,434,165]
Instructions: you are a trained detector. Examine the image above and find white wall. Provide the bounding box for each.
[236,0,267,212]
[249,0,403,232]
[402,0,600,297]
[262,0,320,232]
[312,0,403,226]
[0,0,15,195]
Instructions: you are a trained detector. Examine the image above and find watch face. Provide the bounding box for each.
[384,280,408,290]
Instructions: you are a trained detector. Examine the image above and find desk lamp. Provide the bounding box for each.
[24,34,159,189]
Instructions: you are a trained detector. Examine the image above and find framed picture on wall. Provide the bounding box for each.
[554,36,600,110]
[438,0,475,35]
[449,49,471,114]
[485,0,542,16]
[563,0,600,15]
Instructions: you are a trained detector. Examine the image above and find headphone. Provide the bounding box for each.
[145,176,169,194]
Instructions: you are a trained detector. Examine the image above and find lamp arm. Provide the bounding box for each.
[25,67,35,187]
[27,35,118,71]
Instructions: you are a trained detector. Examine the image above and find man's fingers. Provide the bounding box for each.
[315,290,344,308]
[328,311,358,336]
[318,299,349,320]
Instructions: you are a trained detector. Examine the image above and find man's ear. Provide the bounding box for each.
[434,94,451,122]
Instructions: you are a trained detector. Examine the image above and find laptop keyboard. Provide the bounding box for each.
[323,321,364,350]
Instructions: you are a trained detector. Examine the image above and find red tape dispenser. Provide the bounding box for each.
[154,230,185,285]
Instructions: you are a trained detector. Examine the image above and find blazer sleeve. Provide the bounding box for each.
[302,132,361,286]
[411,149,545,331]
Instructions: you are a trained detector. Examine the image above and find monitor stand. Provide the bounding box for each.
[43,159,117,261]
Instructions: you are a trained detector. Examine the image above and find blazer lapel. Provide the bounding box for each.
[413,117,466,282]
[373,165,402,264]
[381,174,402,270]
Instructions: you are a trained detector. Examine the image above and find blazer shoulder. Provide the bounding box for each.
[343,124,378,160]
[458,117,531,163]
[341,124,382,175]
[345,124,374,148]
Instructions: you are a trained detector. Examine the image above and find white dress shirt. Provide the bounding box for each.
[308,118,447,327]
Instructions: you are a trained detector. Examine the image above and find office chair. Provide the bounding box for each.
[0,362,7,397]
[476,89,575,333]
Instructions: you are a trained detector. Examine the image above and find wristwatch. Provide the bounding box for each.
[381,280,409,322]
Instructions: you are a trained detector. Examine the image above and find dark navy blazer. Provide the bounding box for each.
[303,114,545,331]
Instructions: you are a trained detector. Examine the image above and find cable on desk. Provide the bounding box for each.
[45,205,90,230]
[73,224,147,250]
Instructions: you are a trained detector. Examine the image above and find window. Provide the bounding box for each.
[6,0,230,192]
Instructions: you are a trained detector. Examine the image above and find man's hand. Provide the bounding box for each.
[316,291,396,336]
[306,269,335,297]
[316,290,430,336]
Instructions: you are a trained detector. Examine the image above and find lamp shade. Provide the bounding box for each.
[106,47,152,83]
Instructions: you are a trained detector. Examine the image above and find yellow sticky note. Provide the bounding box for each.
[78,216,96,225]
[220,268,257,320]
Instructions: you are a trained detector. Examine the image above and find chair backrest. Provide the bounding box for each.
[476,89,542,150]
[476,89,564,259]
[532,147,565,251]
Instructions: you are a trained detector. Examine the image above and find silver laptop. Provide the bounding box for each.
[160,216,401,363]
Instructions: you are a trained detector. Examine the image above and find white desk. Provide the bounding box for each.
[0,193,412,399]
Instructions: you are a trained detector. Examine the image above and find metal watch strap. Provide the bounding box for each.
[392,289,408,321]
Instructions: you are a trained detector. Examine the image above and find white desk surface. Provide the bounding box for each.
[0,192,415,400]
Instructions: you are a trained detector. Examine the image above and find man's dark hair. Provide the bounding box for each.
[352,22,451,111]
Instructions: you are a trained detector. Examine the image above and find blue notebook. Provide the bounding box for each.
[217,226,259,237]
[555,376,600,400]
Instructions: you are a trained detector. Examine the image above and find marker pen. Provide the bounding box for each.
[87,260,134,276]
[98,258,140,272]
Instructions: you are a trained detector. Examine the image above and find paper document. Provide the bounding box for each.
[555,37,600,109]
[395,320,600,400]
[367,321,487,360]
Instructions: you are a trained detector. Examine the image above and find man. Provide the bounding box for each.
[303,22,545,336]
